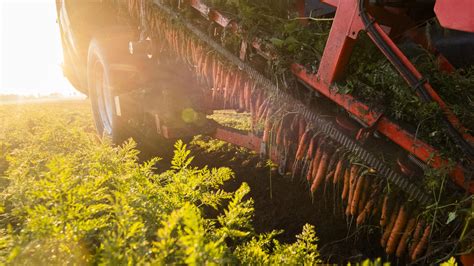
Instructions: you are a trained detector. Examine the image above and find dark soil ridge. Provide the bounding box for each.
[137,137,396,264]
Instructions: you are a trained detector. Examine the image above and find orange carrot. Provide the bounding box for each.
[239,86,245,111]
[223,70,231,103]
[262,107,273,143]
[237,80,244,109]
[193,42,199,63]
[217,68,225,106]
[386,205,409,254]
[202,52,210,78]
[325,170,335,183]
[381,204,399,248]
[255,91,263,117]
[309,142,325,182]
[249,81,257,97]
[197,48,205,74]
[242,80,247,105]
[262,119,272,143]
[166,30,172,50]
[188,39,193,62]
[371,197,381,217]
[215,62,221,88]
[396,217,416,257]
[275,119,284,146]
[306,134,319,158]
[298,117,307,139]
[295,130,312,160]
[250,83,257,112]
[256,100,268,122]
[356,197,375,226]
[175,31,180,51]
[212,58,217,88]
[345,200,352,217]
[323,149,339,187]
[358,176,371,214]
[190,41,196,63]
[247,82,253,112]
[311,150,329,193]
[325,160,336,185]
[277,113,294,147]
[243,81,250,111]
[211,61,219,103]
[170,30,175,51]
[350,171,365,216]
[409,221,424,257]
[380,195,390,227]
[341,168,350,201]
[347,164,359,209]
[176,33,180,53]
[250,95,256,125]
[180,34,186,59]
[250,91,257,123]
[306,158,317,182]
[411,225,431,261]
[259,101,269,124]
[218,65,225,89]
[333,158,344,185]
[231,72,240,102]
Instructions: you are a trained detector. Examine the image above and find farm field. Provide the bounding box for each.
[0,101,461,265]
[0,100,325,265]
[1,0,472,264]
[0,100,329,264]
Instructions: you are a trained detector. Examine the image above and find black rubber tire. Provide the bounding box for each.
[87,31,142,144]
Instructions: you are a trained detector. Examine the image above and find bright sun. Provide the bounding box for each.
[0,0,79,96]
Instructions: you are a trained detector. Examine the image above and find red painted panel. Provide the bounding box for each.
[434,0,474,33]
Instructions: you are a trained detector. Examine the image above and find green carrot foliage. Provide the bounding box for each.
[0,101,320,265]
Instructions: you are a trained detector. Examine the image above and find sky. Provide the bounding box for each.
[0,0,79,96]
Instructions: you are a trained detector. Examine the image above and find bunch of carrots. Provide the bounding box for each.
[278,120,431,261]
[128,1,433,261]
[272,114,432,261]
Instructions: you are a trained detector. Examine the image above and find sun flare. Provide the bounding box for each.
[0,0,78,96]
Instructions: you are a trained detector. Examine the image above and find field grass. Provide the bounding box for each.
[0,100,321,264]
[208,110,252,131]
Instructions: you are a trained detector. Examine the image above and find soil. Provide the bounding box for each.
[138,137,398,264]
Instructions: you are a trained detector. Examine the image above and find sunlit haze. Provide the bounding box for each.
[0,0,79,96]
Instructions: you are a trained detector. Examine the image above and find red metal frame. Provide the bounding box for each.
[213,127,261,151]
[292,64,472,193]
[186,0,473,193]
[318,0,364,83]
[212,127,281,163]
[319,0,472,141]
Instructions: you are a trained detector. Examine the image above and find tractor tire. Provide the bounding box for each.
[87,30,144,144]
